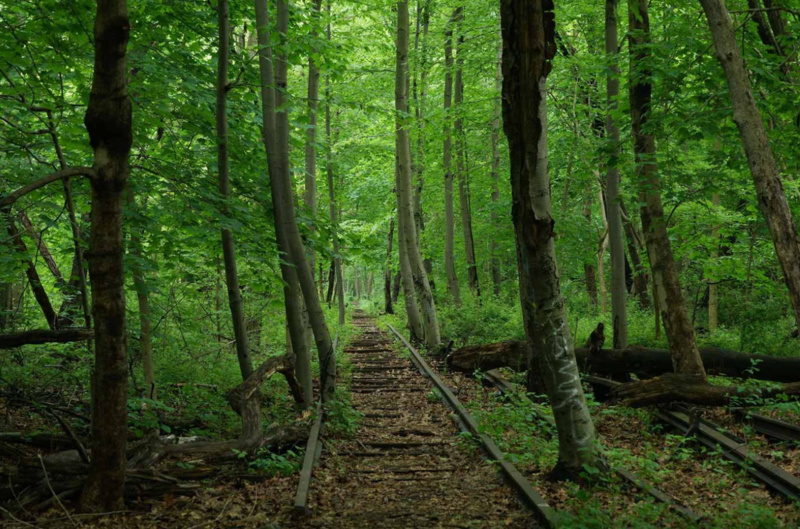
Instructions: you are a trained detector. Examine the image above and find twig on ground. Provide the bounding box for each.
[37,454,76,527]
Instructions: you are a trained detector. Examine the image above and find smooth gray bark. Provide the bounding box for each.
[605,0,627,348]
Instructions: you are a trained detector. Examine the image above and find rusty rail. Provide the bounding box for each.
[387,325,557,528]
[292,334,337,516]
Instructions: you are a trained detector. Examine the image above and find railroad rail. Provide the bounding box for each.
[293,337,335,516]
[732,409,800,443]
[388,325,556,527]
[481,370,701,521]
[586,376,800,504]
[302,314,544,527]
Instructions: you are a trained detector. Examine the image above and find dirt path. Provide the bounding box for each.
[302,313,536,528]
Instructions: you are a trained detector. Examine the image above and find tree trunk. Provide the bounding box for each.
[620,200,650,308]
[326,260,335,306]
[0,282,11,330]
[708,193,720,331]
[304,0,323,290]
[396,0,441,350]
[215,0,264,432]
[610,373,800,408]
[597,188,609,316]
[605,0,627,349]
[490,37,503,297]
[412,0,430,244]
[127,190,155,400]
[443,9,461,306]
[700,0,800,335]
[385,218,395,314]
[453,9,479,296]
[4,213,58,330]
[58,213,90,326]
[43,107,91,330]
[0,328,93,349]
[582,196,598,307]
[255,0,336,400]
[448,340,800,383]
[392,270,401,303]
[629,0,706,378]
[501,0,596,474]
[325,4,345,327]
[80,0,133,512]
[17,212,64,285]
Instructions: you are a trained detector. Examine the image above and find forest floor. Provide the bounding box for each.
[3,310,800,528]
[428,358,800,527]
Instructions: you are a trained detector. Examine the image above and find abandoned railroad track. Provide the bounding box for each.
[302,312,544,528]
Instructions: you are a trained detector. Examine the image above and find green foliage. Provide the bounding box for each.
[233,447,303,477]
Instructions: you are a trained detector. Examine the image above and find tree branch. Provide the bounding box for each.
[0,168,95,208]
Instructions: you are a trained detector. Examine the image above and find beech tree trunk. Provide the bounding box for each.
[490,38,503,297]
[256,0,336,400]
[80,0,133,512]
[597,188,609,315]
[412,0,430,243]
[443,10,461,306]
[629,0,706,378]
[453,9,479,296]
[304,0,323,285]
[325,7,345,327]
[501,0,596,473]
[397,0,441,350]
[605,0,627,349]
[700,0,800,334]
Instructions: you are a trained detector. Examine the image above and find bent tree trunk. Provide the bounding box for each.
[396,0,440,349]
[80,0,133,512]
[255,0,335,400]
[501,0,596,473]
[629,0,706,378]
[4,213,58,330]
[700,0,800,334]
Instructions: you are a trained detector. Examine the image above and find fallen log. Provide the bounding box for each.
[446,341,800,383]
[445,341,528,372]
[0,328,92,349]
[609,373,800,407]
